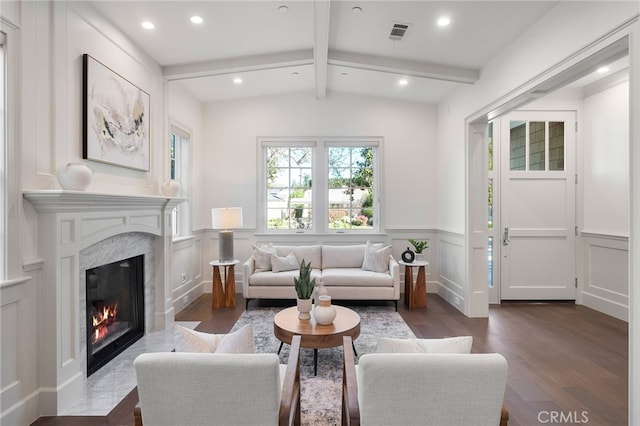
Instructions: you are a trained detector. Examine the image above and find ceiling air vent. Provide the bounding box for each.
[389,22,411,41]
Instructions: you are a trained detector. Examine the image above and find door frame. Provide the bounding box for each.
[464,24,639,425]
[465,33,633,316]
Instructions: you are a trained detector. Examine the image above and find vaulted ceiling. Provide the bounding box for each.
[90,1,563,104]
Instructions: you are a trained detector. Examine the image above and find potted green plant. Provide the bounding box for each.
[294,259,316,319]
[408,239,429,262]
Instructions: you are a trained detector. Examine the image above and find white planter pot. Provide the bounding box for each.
[297,298,312,320]
[56,162,93,191]
[161,179,181,196]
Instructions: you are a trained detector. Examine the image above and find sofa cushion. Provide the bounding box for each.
[271,252,299,273]
[276,245,322,269]
[362,241,392,273]
[250,269,322,286]
[174,324,254,353]
[322,268,393,287]
[252,243,277,272]
[322,245,366,269]
[376,336,473,354]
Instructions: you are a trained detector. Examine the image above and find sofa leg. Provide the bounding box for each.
[245,298,251,310]
[393,300,398,312]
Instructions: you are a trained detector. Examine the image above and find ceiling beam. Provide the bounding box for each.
[162,49,314,80]
[313,0,331,99]
[329,50,479,84]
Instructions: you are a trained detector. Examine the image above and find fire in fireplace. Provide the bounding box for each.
[86,254,145,376]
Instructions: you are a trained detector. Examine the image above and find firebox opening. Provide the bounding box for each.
[86,254,144,376]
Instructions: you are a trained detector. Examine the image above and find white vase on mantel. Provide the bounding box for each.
[56,162,93,191]
[161,179,181,197]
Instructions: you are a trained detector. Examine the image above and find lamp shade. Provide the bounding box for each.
[211,207,243,230]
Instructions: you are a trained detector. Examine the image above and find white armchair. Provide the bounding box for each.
[342,336,509,426]
[134,335,301,426]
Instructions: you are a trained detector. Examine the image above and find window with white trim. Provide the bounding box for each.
[260,138,380,233]
[170,124,191,237]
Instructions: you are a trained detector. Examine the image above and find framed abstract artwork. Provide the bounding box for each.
[82,54,150,171]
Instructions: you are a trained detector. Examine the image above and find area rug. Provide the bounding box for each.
[230,305,415,425]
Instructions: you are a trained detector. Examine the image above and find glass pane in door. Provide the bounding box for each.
[549,121,565,171]
[510,121,526,170]
[529,121,545,170]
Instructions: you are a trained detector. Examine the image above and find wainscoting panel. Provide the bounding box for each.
[436,232,465,312]
[1,287,20,392]
[0,275,40,425]
[172,234,205,312]
[582,233,629,321]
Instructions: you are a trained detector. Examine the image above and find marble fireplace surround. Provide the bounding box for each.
[23,190,184,416]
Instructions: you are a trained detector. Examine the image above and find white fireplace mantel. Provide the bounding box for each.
[23,190,185,212]
[22,190,185,415]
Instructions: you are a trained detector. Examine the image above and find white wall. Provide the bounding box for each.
[581,80,630,320]
[583,81,630,235]
[438,1,639,233]
[202,91,438,231]
[0,1,202,423]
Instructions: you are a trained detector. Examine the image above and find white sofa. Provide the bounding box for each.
[242,244,400,309]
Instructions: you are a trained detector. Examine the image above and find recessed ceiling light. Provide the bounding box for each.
[190,16,204,24]
[398,78,409,86]
[597,66,610,74]
[352,6,363,14]
[437,16,451,27]
[233,77,243,84]
[141,21,155,30]
[278,5,289,13]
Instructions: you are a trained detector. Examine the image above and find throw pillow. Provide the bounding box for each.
[376,336,473,354]
[252,243,277,272]
[174,324,254,354]
[362,240,392,273]
[271,252,300,273]
[215,324,255,354]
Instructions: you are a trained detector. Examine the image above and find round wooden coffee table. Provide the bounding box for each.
[274,305,361,375]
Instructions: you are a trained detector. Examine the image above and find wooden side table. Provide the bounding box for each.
[399,260,429,309]
[209,260,239,309]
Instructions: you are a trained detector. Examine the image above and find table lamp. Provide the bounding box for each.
[211,207,243,262]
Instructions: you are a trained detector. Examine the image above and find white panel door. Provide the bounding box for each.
[500,111,576,300]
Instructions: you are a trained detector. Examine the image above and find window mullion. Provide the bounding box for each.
[545,121,550,171]
[525,121,530,171]
[315,143,327,232]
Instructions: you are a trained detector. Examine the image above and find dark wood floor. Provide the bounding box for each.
[32,294,628,426]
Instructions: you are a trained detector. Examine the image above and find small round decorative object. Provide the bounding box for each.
[313,295,336,325]
[161,179,181,196]
[56,162,93,191]
[401,247,415,263]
